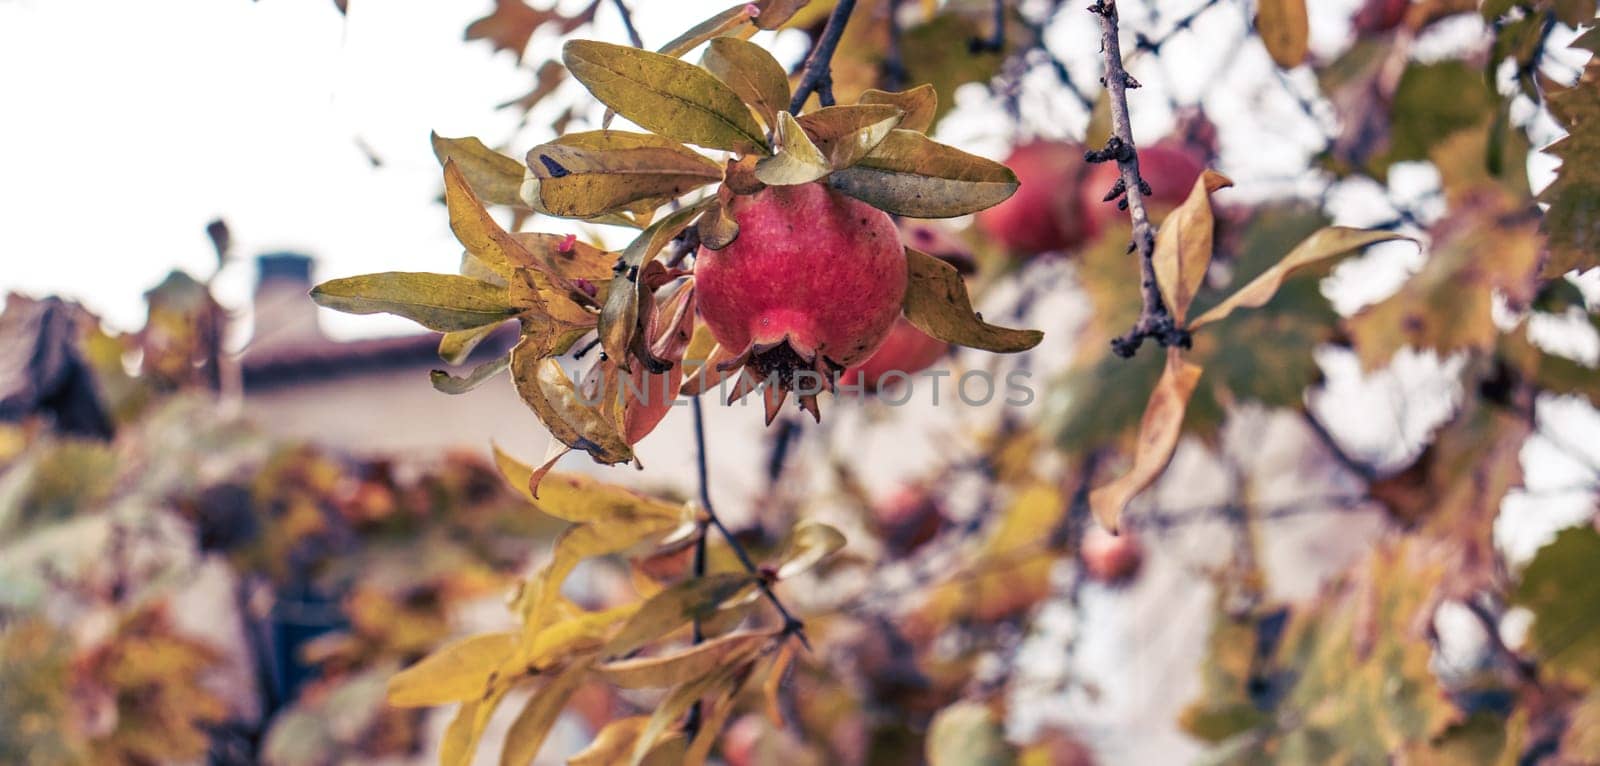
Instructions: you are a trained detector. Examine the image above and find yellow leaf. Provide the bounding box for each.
[755,111,833,186]
[498,660,591,766]
[1088,348,1203,533]
[684,679,740,766]
[527,133,724,218]
[444,159,539,278]
[602,202,708,369]
[828,129,1019,217]
[563,40,769,155]
[569,717,651,766]
[1153,170,1233,324]
[858,85,938,133]
[657,5,760,58]
[903,248,1043,352]
[438,686,510,766]
[1189,227,1410,329]
[522,602,639,666]
[603,573,757,656]
[630,661,752,766]
[596,630,773,688]
[430,353,510,395]
[1257,0,1309,69]
[309,272,516,332]
[524,525,669,632]
[509,338,633,465]
[386,632,519,708]
[796,104,904,170]
[431,132,527,208]
[701,36,791,129]
[438,322,505,366]
[763,638,796,726]
[491,442,567,501]
[696,199,740,250]
[751,0,811,30]
[927,701,1016,766]
[775,520,846,580]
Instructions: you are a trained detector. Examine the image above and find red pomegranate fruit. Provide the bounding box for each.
[1080,525,1144,584]
[695,182,907,423]
[976,141,1096,256]
[840,318,948,393]
[1352,0,1408,34]
[1080,140,1206,234]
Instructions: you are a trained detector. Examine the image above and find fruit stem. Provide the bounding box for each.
[789,0,859,113]
[1087,0,1189,358]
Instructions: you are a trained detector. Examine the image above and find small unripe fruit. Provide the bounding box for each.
[976,141,1096,256]
[1080,526,1143,584]
[695,183,906,422]
[840,318,948,393]
[1080,141,1206,234]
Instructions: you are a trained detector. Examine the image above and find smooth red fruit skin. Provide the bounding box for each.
[695,183,906,369]
[872,484,947,556]
[1081,526,1143,584]
[840,318,948,392]
[1080,141,1206,235]
[976,141,1095,256]
[1352,0,1407,34]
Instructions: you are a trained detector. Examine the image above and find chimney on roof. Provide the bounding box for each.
[251,252,324,352]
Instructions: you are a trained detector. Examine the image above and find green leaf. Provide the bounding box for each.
[902,248,1042,352]
[754,111,832,186]
[701,37,791,129]
[858,85,938,133]
[431,133,527,208]
[602,573,757,657]
[385,632,518,708]
[796,104,903,170]
[527,132,724,218]
[1537,35,1600,277]
[1256,0,1308,69]
[310,272,517,332]
[1514,524,1600,687]
[563,39,769,155]
[1190,228,1411,329]
[828,130,1018,218]
[430,353,510,395]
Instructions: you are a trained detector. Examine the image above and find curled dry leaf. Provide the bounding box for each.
[526,131,724,218]
[1153,170,1234,325]
[902,248,1043,352]
[1257,0,1310,69]
[563,40,769,155]
[775,520,847,580]
[1188,227,1413,329]
[509,337,633,465]
[828,129,1019,218]
[701,36,791,129]
[755,111,833,186]
[1088,348,1204,533]
[429,353,510,395]
[596,630,773,688]
[796,104,904,170]
[858,84,938,133]
[601,203,707,370]
[308,272,517,332]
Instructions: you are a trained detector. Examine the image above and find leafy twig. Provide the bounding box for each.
[1086,0,1188,358]
[610,0,644,48]
[789,0,860,113]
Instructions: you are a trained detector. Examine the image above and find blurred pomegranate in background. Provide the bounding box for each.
[872,483,948,556]
[1080,139,1207,233]
[1353,0,1409,34]
[976,141,1096,256]
[1080,525,1144,584]
[840,318,949,394]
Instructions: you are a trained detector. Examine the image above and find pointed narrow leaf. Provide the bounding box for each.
[1153,170,1232,324]
[570,717,651,766]
[1088,349,1203,533]
[310,273,516,332]
[828,130,1018,217]
[752,0,810,29]
[527,133,724,218]
[858,85,938,133]
[755,111,832,186]
[432,133,527,207]
[683,681,740,766]
[431,353,510,394]
[597,630,772,688]
[444,160,539,275]
[657,4,760,58]
[386,632,518,708]
[603,573,757,656]
[796,104,903,169]
[563,40,769,154]
[1257,0,1309,69]
[702,37,791,128]
[439,321,504,365]
[903,248,1042,352]
[1188,228,1412,329]
[630,666,739,766]
[498,660,590,766]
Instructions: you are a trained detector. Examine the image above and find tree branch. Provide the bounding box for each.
[1086,0,1188,358]
[610,0,644,48]
[789,0,859,113]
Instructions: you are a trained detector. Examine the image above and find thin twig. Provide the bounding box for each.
[1087,0,1187,358]
[610,0,644,48]
[970,0,1006,53]
[789,0,859,113]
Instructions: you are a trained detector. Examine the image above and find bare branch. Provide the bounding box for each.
[1087,0,1189,358]
[610,0,644,48]
[790,0,860,113]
